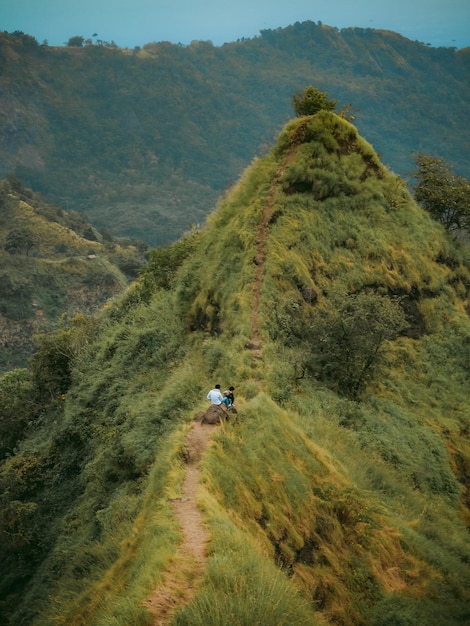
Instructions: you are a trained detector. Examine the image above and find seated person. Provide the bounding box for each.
[207,384,228,408]
[223,386,235,408]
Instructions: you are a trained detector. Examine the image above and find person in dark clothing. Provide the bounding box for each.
[223,386,235,408]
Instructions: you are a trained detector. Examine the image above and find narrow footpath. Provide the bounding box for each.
[143,420,217,624]
[143,144,299,624]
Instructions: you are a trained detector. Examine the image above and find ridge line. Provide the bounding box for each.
[250,144,301,358]
[143,420,217,624]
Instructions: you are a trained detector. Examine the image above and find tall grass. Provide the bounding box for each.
[173,532,318,626]
[195,364,470,625]
[35,421,190,626]
[194,395,418,624]
[3,112,470,626]
[173,408,323,624]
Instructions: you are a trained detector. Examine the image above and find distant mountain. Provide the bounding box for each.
[0,177,146,372]
[0,23,469,245]
[1,110,469,626]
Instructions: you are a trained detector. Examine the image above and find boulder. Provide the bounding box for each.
[202,404,229,424]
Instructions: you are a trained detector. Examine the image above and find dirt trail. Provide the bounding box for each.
[251,146,300,356]
[143,420,217,624]
[144,145,299,623]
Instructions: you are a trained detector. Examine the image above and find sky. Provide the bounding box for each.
[1,0,469,50]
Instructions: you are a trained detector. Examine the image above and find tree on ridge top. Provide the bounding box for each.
[292,85,338,116]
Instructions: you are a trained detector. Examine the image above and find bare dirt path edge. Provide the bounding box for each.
[143,421,217,625]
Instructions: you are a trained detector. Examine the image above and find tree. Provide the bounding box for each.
[67,35,85,47]
[4,228,37,256]
[137,230,200,300]
[413,153,470,234]
[28,315,97,403]
[307,293,408,400]
[0,369,36,458]
[292,86,337,116]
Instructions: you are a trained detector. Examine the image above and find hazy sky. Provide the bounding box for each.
[1,0,469,50]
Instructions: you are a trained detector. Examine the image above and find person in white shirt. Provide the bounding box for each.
[207,384,229,408]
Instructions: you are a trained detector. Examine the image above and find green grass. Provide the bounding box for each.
[30,421,191,626]
[2,112,470,626]
[173,532,318,626]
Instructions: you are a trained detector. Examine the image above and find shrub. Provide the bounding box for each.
[0,369,36,457]
[292,86,338,117]
[306,292,408,399]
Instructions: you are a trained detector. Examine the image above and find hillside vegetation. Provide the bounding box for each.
[0,177,146,371]
[0,23,469,245]
[1,112,470,626]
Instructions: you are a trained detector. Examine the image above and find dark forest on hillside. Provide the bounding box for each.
[0,22,469,245]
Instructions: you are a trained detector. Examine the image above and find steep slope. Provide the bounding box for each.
[1,112,469,626]
[0,25,469,245]
[0,178,146,372]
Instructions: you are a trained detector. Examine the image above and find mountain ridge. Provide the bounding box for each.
[0,110,469,625]
[1,22,469,245]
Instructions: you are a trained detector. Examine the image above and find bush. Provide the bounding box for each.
[306,292,408,399]
[292,86,338,117]
[0,369,36,457]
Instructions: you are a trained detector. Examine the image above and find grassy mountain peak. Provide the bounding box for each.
[1,111,469,626]
[1,24,469,245]
[174,112,466,347]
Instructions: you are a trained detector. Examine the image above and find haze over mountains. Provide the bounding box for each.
[0,21,469,245]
